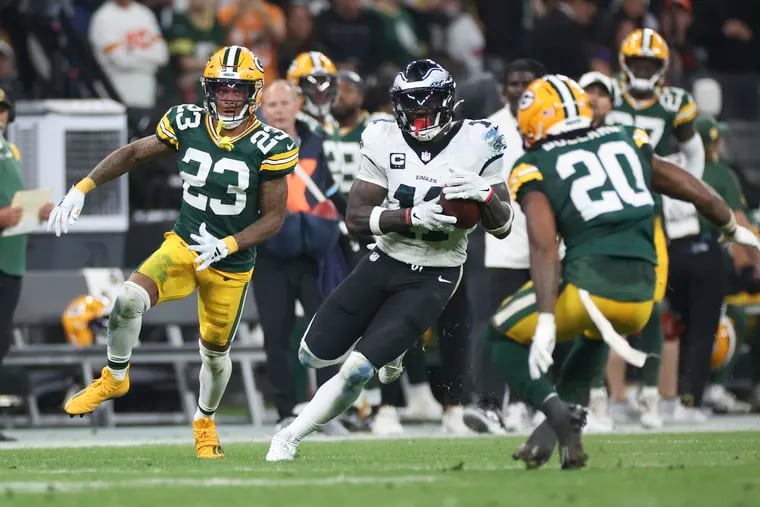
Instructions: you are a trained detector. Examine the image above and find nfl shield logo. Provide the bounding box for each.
[421,151,431,162]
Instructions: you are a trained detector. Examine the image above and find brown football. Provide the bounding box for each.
[439,193,481,229]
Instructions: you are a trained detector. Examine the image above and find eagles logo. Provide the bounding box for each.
[519,91,535,111]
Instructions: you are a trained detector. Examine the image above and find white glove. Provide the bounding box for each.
[442,169,494,202]
[726,225,760,250]
[528,313,556,380]
[188,223,230,271]
[47,187,86,237]
[410,199,457,232]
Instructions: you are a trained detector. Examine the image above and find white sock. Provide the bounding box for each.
[194,408,215,421]
[106,282,150,380]
[197,350,232,418]
[406,382,436,404]
[287,372,364,443]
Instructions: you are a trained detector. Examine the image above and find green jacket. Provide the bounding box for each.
[0,135,26,276]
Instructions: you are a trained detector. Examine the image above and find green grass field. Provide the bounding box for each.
[1,432,759,507]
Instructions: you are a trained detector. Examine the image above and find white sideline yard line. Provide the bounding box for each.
[0,475,440,494]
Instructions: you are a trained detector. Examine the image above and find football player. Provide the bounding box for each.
[48,46,296,458]
[493,74,760,469]
[603,28,704,428]
[266,59,514,461]
[286,50,339,133]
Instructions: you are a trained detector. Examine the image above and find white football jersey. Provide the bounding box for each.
[357,118,505,267]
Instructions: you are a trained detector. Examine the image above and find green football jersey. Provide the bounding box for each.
[323,112,370,194]
[509,126,657,300]
[606,84,697,156]
[699,160,747,234]
[156,104,298,272]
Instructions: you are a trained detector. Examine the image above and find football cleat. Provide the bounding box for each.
[513,419,557,469]
[638,386,663,429]
[266,431,299,462]
[378,352,406,384]
[462,405,507,434]
[441,405,474,435]
[64,366,129,415]
[557,404,588,470]
[193,417,224,458]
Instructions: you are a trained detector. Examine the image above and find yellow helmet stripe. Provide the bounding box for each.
[545,75,577,119]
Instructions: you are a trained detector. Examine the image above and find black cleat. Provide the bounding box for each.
[558,404,588,470]
[512,419,557,469]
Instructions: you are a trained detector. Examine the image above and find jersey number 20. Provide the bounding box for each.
[557,140,654,221]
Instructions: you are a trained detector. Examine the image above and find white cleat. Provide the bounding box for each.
[441,405,475,435]
[585,388,614,433]
[462,405,507,434]
[703,384,751,414]
[503,402,532,433]
[660,398,709,424]
[638,387,663,429]
[378,353,406,384]
[402,382,443,422]
[265,432,298,462]
[371,405,405,435]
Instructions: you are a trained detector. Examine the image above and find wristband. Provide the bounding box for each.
[536,313,556,328]
[369,206,386,235]
[720,211,737,236]
[223,235,239,254]
[74,177,96,194]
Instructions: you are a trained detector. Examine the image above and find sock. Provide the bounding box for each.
[541,394,572,443]
[557,337,608,406]
[287,371,366,443]
[197,350,232,417]
[640,303,663,386]
[106,282,149,380]
[489,328,554,409]
[194,406,216,421]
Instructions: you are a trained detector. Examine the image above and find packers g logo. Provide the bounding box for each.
[253,56,265,74]
[519,91,535,111]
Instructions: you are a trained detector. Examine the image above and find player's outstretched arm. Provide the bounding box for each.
[234,176,289,250]
[651,155,760,249]
[479,184,513,239]
[48,136,174,236]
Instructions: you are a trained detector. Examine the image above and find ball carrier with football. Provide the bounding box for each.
[267,59,513,461]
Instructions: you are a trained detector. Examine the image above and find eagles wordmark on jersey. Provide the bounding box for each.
[156,103,298,272]
[357,118,505,268]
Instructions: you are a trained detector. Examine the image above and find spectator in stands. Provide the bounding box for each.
[89,0,169,136]
[0,88,53,441]
[659,0,696,85]
[578,70,613,127]
[218,0,286,86]
[254,79,347,435]
[529,0,600,78]
[0,41,21,101]
[426,0,485,79]
[314,0,383,75]
[371,0,423,69]
[694,0,760,73]
[277,0,325,78]
[474,0,527,74]
[163,0,227,105]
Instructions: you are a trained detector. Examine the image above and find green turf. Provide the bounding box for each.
[1,432,759,507]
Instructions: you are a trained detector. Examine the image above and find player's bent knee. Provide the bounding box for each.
[110,281,151,323]
[298,339,350,369]
[338,351,376,388]
[199,345,231,372]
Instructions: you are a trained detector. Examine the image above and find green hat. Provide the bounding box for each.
[694,115,727,143]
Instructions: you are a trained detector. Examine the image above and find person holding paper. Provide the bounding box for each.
[0,87,53,442]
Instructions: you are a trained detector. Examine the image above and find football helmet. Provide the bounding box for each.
[62,295,110,347]
[286,51,338,120]
[390,59,457,142]
[201,45,265,129]
[619,28,670,94]
[517,74,592,148]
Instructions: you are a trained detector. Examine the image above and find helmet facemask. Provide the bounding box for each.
[621,56,667,95]
[299,73,337,120]
[202,78,261,129]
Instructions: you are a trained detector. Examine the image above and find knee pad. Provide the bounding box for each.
[298,338,352,369]
[109,281,151,328]
[338,351,376,388]
[199,345,231,372]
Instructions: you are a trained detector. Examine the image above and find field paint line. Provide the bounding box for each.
[0,475,441,494]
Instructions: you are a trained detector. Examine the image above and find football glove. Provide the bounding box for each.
[528,313,556,380]
[410,199,457,232]
[442,169,494,202]
[47,187,86,237]
[726,225,760,251]
[189,223,230,271]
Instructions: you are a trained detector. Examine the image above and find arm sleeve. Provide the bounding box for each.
[678,132,705,180]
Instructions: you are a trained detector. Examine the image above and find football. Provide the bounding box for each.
[439,193,481,228]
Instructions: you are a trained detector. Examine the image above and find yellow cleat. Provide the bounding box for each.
[64,366,130,416]
[193,417,224,459]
